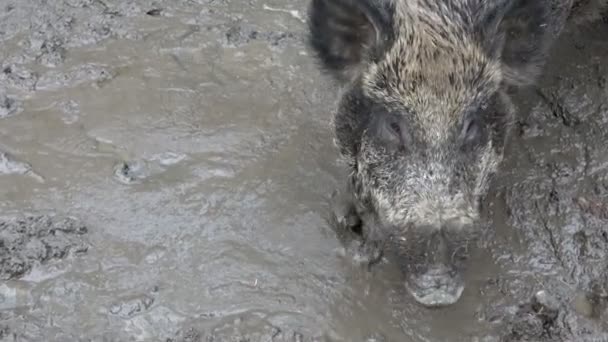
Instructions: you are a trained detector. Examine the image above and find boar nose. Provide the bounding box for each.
[426,230,449,265]
[406,266,464,307]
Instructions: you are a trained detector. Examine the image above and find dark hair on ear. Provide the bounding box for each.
[307,0,395,83]
[474,0,555,86]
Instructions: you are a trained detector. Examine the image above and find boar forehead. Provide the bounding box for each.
[361,0,503,145]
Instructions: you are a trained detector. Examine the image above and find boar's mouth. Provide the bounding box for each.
[405,266,465,307]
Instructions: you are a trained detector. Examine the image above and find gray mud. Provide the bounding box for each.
[479,19,608,342]
[0,0,607,341]
[0,214,88,280]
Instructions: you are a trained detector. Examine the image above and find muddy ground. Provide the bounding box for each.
[0,1,607,341]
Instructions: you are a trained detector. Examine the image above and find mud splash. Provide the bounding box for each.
[0,0,607,341]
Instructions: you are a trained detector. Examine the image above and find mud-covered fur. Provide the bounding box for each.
[309,0,608,307]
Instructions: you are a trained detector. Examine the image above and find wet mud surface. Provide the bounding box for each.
[0,214,88,280]
[480,20,608,342]
[0,0,607,341]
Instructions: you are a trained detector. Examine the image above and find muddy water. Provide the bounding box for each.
[0,1,607,341]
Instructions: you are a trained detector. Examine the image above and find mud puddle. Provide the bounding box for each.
[0,1,607,341]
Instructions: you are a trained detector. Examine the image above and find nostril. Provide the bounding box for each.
[432,277,444,288]
[406,271,465,307]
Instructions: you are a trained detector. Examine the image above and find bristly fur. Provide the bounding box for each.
[308,0,608,306]
[308,0,397,83]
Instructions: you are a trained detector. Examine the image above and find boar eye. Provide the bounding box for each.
[369,109,411,150]
[389,122,402,137]
[464,119,479,140]
[461,117,483,148]
[384,119,410,149]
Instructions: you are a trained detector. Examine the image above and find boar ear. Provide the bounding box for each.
[308,0,394,83]
[476,0,554,86]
